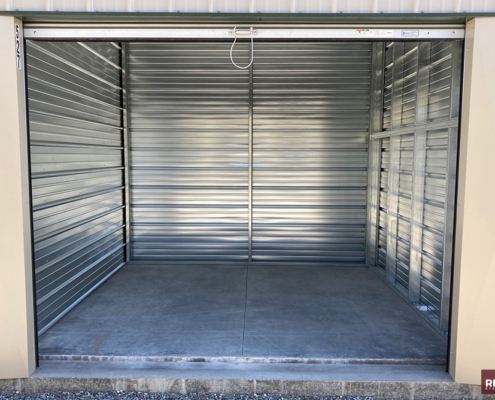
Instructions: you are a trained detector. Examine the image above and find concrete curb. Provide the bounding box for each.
[1,377,492,400]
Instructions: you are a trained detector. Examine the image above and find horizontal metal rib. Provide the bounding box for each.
[371,118,458,140]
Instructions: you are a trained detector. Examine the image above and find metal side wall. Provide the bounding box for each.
[25,41,126,335]
[368,40,462,332]
[252,42,371,265]
[127,42,250,262]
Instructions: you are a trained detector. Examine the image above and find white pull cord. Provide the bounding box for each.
[230,27,254,69]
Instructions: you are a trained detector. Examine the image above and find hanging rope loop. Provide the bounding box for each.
[230,27,254,69]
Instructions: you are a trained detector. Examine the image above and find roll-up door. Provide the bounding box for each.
[26,41,126,334]
[251,42,371,264]
[127,42,250,262]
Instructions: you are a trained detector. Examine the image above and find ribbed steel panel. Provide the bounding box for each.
[380,41,419,289]
[374,39,461,330]
[421,128,450,315]
[4,0,495,13]
[127,42,250,261]
[421,42,459,318]
[252,42,370,264]
[26,41,126,334]
[396,133,414,289]
[428,42,456,123]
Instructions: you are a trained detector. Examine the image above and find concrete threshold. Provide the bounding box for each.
[38,354,448,365]
[0,360,488,400]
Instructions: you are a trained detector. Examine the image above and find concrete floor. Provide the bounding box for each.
[38,264,447,362]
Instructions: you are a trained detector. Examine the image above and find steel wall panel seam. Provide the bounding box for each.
[366,41,384,267]
[385,41,403,284]
[248,41,253,263]
[408,41,430,305]
[122,43,132,262]
[439,40,462,332]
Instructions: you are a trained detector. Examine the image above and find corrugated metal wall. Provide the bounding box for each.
[127,42,250,262]
[370,40,461,331]
[26,41,126,334]
[421,42,461,321]
[252,42,370,264]
[3,0,495,13]
[379,42,420,289]
[127,41,369,265]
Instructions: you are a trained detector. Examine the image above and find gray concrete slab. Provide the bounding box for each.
[38,263,447,362]
[243,266,447,360]
[38,264,247,357]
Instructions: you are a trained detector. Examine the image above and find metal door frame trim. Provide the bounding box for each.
[24,27,464,40]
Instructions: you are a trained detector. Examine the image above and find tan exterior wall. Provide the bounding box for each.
[0,16,36,379]
[0,13,494,384]
[449,17,495,384]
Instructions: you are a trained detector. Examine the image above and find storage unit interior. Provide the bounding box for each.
[26,36,461,362]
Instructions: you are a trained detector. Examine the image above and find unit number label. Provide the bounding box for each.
[15,24,21,69]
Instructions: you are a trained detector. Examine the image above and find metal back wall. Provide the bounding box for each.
[367,40,462,332]
[127,42,250,262]
[252,42,371,264]
[26,41,126,335]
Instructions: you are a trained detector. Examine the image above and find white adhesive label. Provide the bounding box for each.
[356,29,394,37]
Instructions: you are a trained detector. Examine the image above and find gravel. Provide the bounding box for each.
[0,392,385,400]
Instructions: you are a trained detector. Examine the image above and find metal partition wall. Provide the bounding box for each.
[366,40,462,333]
[26,41,127,334]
